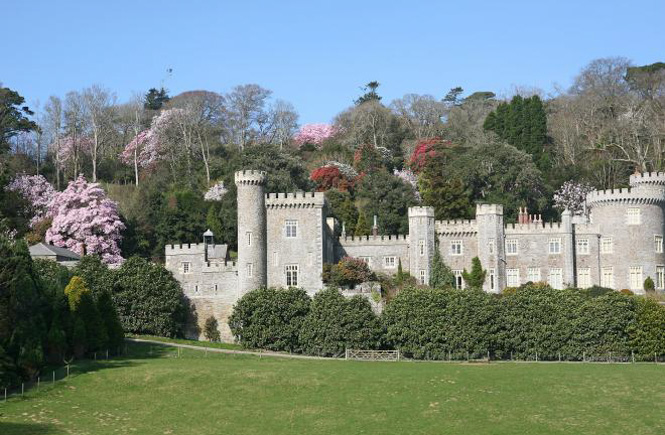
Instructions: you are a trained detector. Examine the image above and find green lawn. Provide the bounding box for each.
[1,342,664,435]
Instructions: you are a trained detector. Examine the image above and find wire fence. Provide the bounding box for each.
[1,347,126,404]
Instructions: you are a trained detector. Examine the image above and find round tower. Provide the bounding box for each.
[235,170,267,295]
[586,175,665,293]
[408,206,436,285]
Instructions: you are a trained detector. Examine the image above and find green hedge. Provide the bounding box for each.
[230,283,665,361]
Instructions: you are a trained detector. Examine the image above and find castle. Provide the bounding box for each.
[165,170,665,341]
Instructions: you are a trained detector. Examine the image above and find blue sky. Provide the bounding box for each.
[3,0,664,124]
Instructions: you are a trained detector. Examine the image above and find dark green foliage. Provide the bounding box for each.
[354,81,382,105]
[355,171,419,235]
[324,189,358,236]
[354,211,370,237]
[156,189,208,258]
[113,257,188,337]
[144,87,170,110]
[322,257,376,288]
[383,286,495,359]
[204,316,221,342]
[0,86,38,152]
[0,238,48,380]
[630,297,665,358]
[419,175,474,220]
[299,288,383,356]
[644,276,655,293]
[382,287,448,359]
[429,246,455,289]
[229,287,311,352]
[97,290,124,350]
[575,292,636,357]
[73,255,114,297]
[462,257,486,289]
[483,95,550,169]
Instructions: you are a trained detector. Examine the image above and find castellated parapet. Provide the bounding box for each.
[165,171,665,343]
[586,186,665,207]
[234,169,267,185]
[265,191,326,208]
[629,171,665,187]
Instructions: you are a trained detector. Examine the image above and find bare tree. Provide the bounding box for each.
[224,84,272,149]
[82,85,116,182]
[334,100,394,149]
[390,94,445,139]
[63,91,87,179]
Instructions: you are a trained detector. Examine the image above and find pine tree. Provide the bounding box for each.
[355,211,370,237]
[462,257,487,289]
[429,244,455,289]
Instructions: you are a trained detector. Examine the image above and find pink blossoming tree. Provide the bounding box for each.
[120,129,160,185]
[7,174,57,227]
[45,175,125,264]
[293,123,337,146]
[393,168,421,201]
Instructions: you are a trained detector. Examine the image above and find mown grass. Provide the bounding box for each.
[1,342,664,435]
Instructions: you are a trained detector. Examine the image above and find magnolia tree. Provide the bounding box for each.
[7,174,56,227]
[50,135,94,181]
[553,181,595,214]
[45,175,125,264]
[324,161,358,179]
[204,181,228,201]
[293,123,337,146]
[120,129,160,184]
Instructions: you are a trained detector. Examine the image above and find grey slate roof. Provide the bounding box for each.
[29,243,81,260]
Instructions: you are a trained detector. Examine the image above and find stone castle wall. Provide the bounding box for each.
[165,171,665,342]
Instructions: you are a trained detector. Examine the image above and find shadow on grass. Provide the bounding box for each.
[0,422,60,435]
[70,342,176,376]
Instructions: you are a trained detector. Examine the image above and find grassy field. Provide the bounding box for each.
[1,342,664,435]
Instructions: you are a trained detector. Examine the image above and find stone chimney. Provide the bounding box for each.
[372,215,379,236]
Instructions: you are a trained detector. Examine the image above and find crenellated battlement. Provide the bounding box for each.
[234,170,267,185]
[504,221,568,234]
[265,191,325,208]
[201,260,237,273]
[586,186,665,206]
[338,234,409,246]
[629,171,665,187]
[408,206,435,218]
[435,219,478,236]
[476,203,504,215]
[165,243,206,254]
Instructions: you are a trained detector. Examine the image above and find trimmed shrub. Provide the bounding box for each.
[630,297,665,358]
[322,257,376,288]
[113,257,188,337]
[204,316,221,342]
[229,287,310,352]
[299,288,383,356]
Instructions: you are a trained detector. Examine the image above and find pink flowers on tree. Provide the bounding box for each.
[553,181,594,214]
[7,174,56,227]
[293,123,337,146]
[46,175,125,264]
[120,129,159,169]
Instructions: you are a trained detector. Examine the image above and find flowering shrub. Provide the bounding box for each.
[310,166,355,192]
[7,174,57,227]
[204,181,228,201]
[408,138,451,173]
[293,123,337,146]
[323,161,358,179]
[46,175,125,264]
[322,257,376,288]
[553,181,594,214]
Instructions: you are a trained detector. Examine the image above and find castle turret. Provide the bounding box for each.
[476,204,505,293]
[235,170,267,294]
[408,206,435,285]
